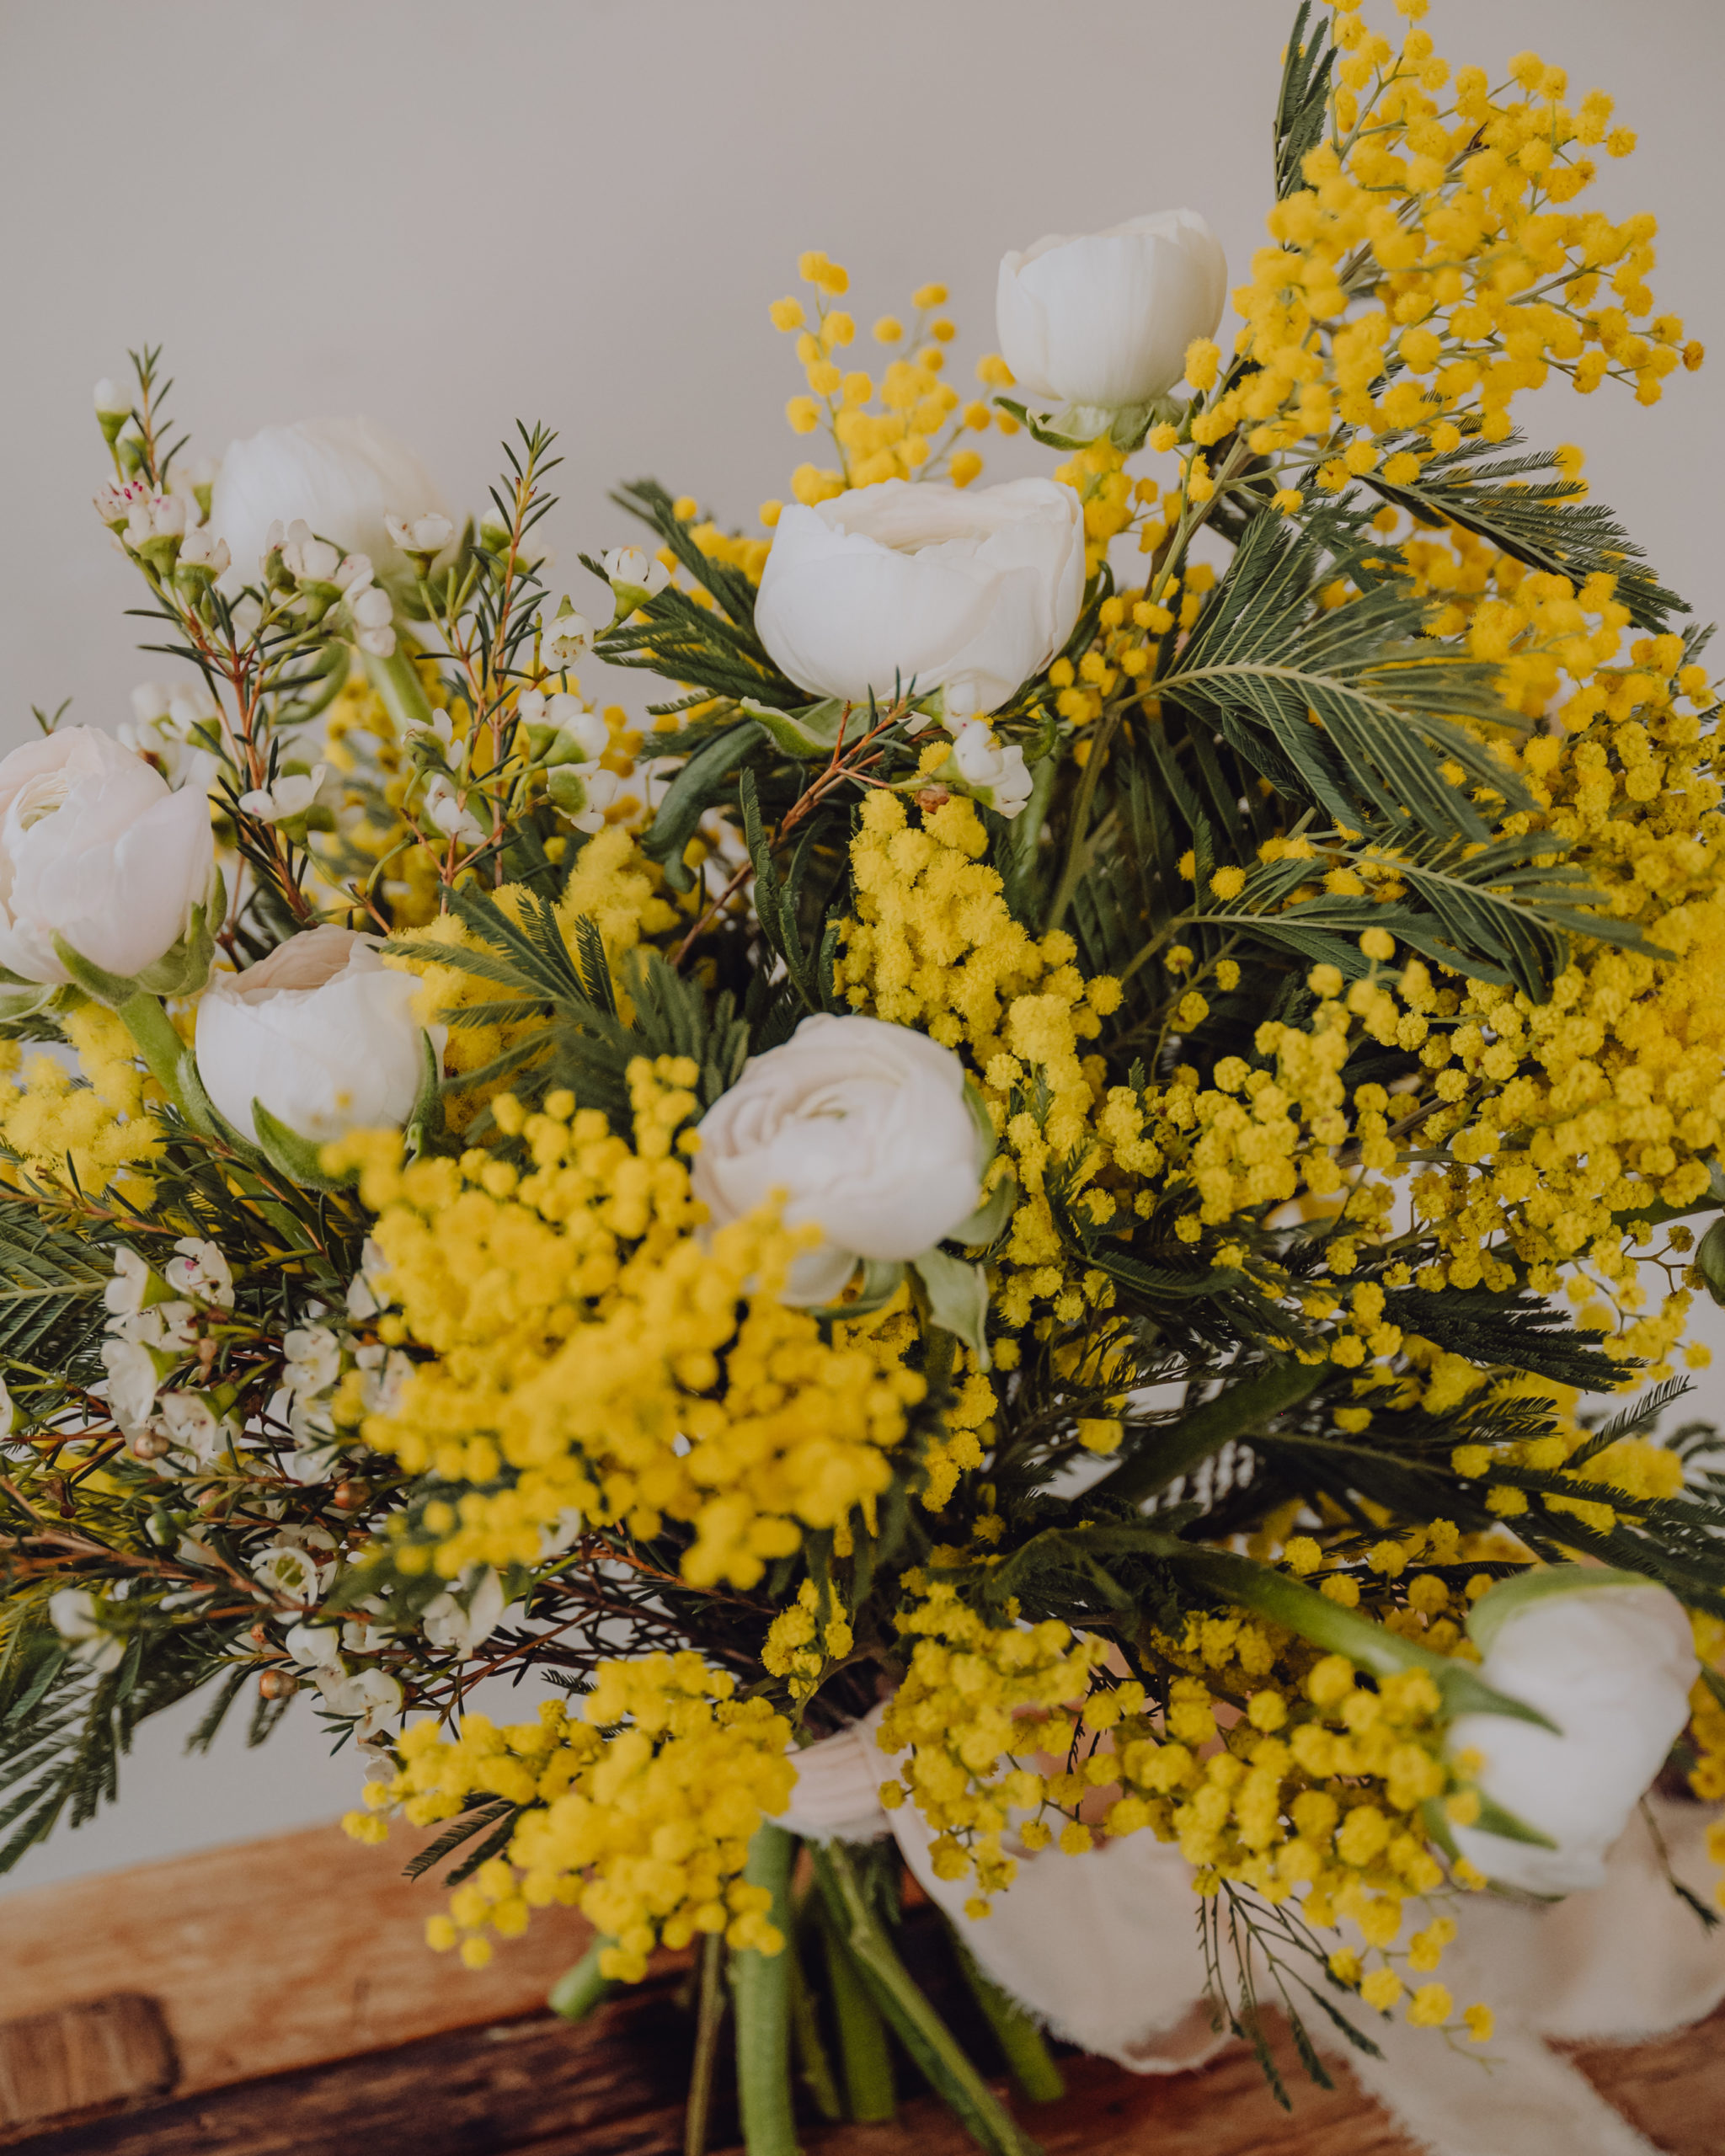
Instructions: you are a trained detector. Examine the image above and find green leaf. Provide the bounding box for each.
[1274,1,1337,198]
[1091,1361,1326,1504]
[1157,508,1532,842]
[1361,432,1687,632]
[636,717,766,890]
[912,1250,991,1373]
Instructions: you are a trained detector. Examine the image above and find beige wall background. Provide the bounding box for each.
[0,0,1721,1890]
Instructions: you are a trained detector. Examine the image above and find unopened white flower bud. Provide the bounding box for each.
[93,378,128,419]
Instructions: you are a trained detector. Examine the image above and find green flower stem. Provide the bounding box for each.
[1090,1360,1325,1505]
[548,1936,616,2021]
[685,1931,728,2156]
[809,1842,1043,2156]
[948,1935,1065,2105]
[115,991,192,1118]
[1173,1545,1557,1729]
[814,1891,895,2121]
[362,645,436,734]
[734,1822,799,2156]
[788,1916,845,2124]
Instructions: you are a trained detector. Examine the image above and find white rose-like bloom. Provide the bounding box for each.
[0,727,214,985]
[195,925,443,1143]
[691,1013,986,1305]
[1448,1582,1698,1896]
[996,209,1228,412]
[209,417,446,584]
[753,478,1083,721]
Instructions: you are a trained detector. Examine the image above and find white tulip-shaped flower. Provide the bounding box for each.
[209,417,447,584]
[0,728,214,987]
[1447,1575,1699,1896]
[195,924,441,1144]
[996,209,1228,414]
[754,478,1084,720]
[691,1012,987,1305]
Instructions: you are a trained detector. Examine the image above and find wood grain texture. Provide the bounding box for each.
[3,1816,1723,2154]
[0,1817,590,2098]
[0,1998,175,2137]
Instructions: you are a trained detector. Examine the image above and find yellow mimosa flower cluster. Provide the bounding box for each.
[348,1656,794,1979]
[328,1059,927,1591]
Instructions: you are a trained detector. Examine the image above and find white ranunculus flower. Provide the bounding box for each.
[195,924,442,1143]
[753,478,1084,721]
[0,728,214,987]
[1447,1578,1698,1896]
[996,209,1229,414]
[691,1013,987,1305]
[209,417,446,584]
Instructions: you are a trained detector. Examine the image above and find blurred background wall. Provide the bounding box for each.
[0,0,1720,1889]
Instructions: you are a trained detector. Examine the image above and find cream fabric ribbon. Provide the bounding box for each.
[778,1710,1725,2153]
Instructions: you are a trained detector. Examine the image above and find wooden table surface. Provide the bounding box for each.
[1,1816,1722,2153]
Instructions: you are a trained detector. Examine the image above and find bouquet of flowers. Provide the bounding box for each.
[7,3,1725,2150]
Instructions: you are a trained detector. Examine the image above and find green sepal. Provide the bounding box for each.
[996,392,1176,454]
[816,1258,906,1322]
[251,1100,358,1195]
[740,695,852,760]
[949,1172,1017,1251]
[911,1248,991,1374]
[545,765,593,815]
[51,869,224,1010]
[1463,1789,1560,1852]
[1466,1562,1660,1658]
[0,981,67,1027]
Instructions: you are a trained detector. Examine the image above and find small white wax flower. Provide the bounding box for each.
[237,764,330,823]
[754,478,1084,719]
[284,1324,342,1399]
[177,527,231,574]
[101,1337,162,1432]
[156,1391,231,1467]
[253,1541,325,1602]
[949,720,1035,819]
[422,773,488,843]
[344,581,396,657]
[48,1589,126,1672]
[345,1238,392,1321]
[164,1238,235,1307]
[93,378,128,417]
[104,1247,153,1318]
[285,1620,344,1672]
[601,546,671,600]
[384,510,454,555]
[542,609,595,670]
[692,1012,988,1305]
[315,1666,403,1740]
[422,1570,508,1658]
